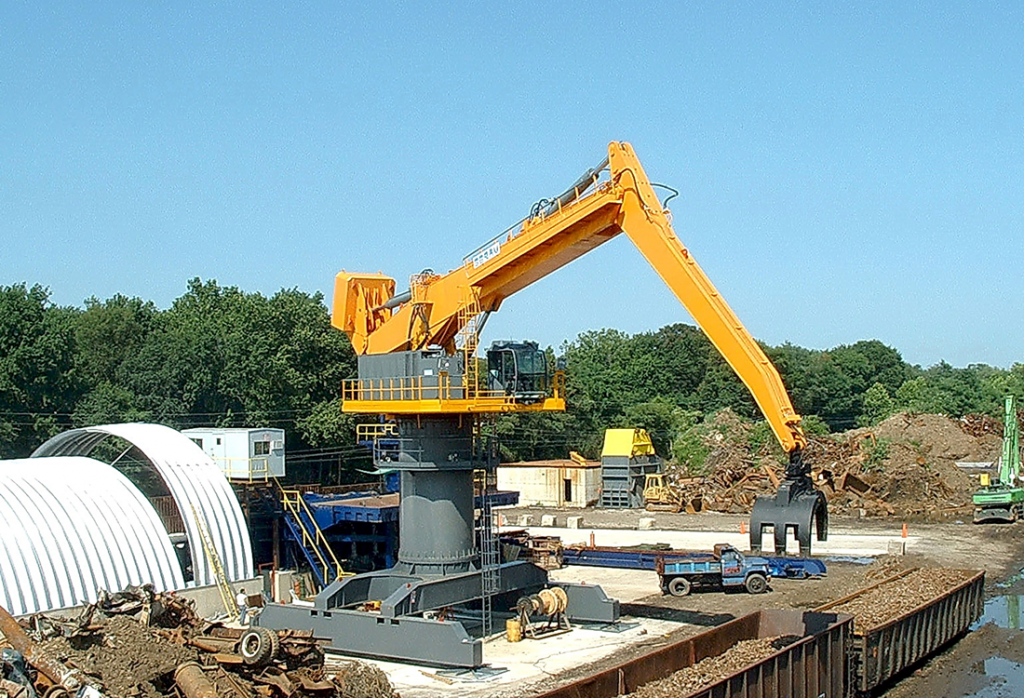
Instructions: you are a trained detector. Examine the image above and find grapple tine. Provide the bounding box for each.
[750,487,828,556]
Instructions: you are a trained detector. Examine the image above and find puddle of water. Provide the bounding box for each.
[975,595,1024,631]
[964,656,1024,698]
[995,567,1024,589]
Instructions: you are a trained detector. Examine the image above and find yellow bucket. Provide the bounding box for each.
[506,617,523,643]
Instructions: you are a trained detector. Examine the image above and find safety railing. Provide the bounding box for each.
[343,371,565,406]
[356,423,399,441]
[372,437,421,465]
[369,433,497,468]
[213,456,272,482]
[276,481,352,585]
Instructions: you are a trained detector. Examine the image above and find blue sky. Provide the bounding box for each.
[2,3,1021,368]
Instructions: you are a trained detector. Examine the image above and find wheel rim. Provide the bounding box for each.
[242,633,261,657]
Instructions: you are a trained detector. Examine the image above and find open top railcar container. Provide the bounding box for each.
[533,609,851,698]
[815,568,984,694]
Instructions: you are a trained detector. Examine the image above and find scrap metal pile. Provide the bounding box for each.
[0,586,396,698]
[664,410,1004,521]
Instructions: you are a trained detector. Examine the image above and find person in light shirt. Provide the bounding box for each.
[236,588,248,625]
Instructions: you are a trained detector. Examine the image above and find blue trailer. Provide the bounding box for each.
[657,544,771,596]
[559,543,826,580]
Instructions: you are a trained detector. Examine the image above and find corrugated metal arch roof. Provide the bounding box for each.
[0,457,186,616]
[33,424,254,586]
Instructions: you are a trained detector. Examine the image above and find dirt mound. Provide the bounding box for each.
[659,409,777,514]
[827,413,1000,520]
[663,411,1002,522]
[24,586,397,698]
[38,615,196,698]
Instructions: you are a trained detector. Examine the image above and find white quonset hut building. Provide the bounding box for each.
[0,423,255,616]
[0,456,185,616]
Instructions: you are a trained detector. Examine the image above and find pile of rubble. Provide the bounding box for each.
[663,410,778,514]
[665,410,1003,521]
[0,586,396,698]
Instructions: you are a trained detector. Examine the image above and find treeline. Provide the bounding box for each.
[0,281,356,465]
[497,325,1024,462]
[2,282,1021,471]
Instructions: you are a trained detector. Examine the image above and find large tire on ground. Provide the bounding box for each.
[667,577,691,597]
[744,573,768,595]
[240,627,279,667]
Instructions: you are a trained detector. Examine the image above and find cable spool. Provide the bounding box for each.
[537,587,568,615]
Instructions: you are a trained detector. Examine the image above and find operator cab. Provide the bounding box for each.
[486,340,550,403]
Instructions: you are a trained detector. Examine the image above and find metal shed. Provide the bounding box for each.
[33,423,254,587]
[0,456,185,616]
[182,427,286,480]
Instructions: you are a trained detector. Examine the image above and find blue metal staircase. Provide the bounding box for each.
[276,482,350,590]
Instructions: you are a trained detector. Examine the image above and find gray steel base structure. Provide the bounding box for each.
[263,354,619,667]
[257,560,620,667]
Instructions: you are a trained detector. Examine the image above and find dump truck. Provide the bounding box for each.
[657,543,771,596]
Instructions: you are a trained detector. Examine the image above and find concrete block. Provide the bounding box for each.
[566,516,583,529]
[638,517,656,530]
[517,514,533,527]
[887,540,906,556]
[541,514,557,527]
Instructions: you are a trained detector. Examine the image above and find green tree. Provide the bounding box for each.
[74,279,357,452]
[0,284,81,457]
[858,382,896,427]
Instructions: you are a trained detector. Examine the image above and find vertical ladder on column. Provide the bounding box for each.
[478,486,500,639]
[456,287,482,399]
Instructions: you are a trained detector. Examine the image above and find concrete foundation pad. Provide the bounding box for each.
[328,612,686,698]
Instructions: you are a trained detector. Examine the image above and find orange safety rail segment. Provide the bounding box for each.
[342,397,566,415]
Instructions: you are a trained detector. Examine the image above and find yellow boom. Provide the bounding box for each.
[333,142,806,454]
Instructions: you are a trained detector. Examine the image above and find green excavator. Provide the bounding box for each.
[973,395,1024,523]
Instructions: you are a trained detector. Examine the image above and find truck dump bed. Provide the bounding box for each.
[532,609,851,698]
